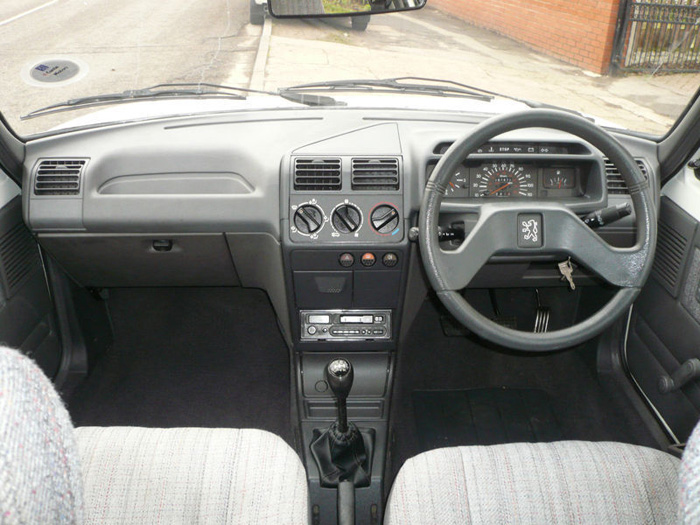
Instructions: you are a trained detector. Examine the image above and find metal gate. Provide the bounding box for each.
[612,0,700,73]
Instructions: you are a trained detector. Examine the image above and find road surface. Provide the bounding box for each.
[0,0,260,134]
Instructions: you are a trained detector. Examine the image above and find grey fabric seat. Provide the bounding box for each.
[0,346,308,524]
[385,434,700,525]
[386,437,692,525]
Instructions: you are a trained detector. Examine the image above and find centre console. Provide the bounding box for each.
[281,148,409,524]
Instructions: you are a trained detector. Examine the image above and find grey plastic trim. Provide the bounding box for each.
[98,173,254,195]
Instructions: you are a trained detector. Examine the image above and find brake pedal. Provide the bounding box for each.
[492,316,518,330]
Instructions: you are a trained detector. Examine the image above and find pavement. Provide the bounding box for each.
[0,0,697,136]
[263,7,699,134]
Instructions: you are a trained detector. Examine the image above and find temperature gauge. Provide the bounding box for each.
[445,166,470,198]
[543,168,576,189]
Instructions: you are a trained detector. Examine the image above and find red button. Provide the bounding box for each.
[361,253,376,267]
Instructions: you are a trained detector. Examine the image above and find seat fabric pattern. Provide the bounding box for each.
[386,441,679,525]
[76,426,308,525]
[681,421,700,524]
[0,346,83,524]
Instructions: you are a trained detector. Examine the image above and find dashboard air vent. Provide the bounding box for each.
[34,159,86,196]
[652,221,690,296]
[604,158,648,195]
[351,158,399,191]
[294,158,341,191]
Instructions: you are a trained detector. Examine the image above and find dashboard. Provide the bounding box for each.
[20,107,659,347]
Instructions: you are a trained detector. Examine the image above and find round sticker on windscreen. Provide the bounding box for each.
[22,57,88,87]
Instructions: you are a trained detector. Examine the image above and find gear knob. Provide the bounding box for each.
[325,358,354,401]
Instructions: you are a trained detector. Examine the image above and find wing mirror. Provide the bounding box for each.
[268,0,426,19]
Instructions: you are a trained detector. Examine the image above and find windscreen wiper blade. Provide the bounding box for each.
[281,77,494,101]
[22,81,345,120]
[20,83,259,120]
[282,76,589,117]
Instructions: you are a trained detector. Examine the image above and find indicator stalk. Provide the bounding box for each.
[583,202,631,229]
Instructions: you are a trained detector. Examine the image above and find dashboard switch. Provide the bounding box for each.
[361,252,376,267]
[382,252,398,267]
[294,204,324,235]
[339,253,355,267]
[332,204,361,233]
[370,204,400,234]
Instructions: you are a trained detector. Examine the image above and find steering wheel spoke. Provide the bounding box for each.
[437,203,647,291]
[548,207,648,288]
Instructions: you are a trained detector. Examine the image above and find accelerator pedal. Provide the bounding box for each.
[533,289,550,333]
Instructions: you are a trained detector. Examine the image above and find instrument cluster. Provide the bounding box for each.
[426,160,588,199]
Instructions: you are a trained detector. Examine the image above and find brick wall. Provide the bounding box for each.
[429,0,622,74]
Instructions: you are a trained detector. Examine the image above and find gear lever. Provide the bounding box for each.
[325,358,353,433]
[310,357,374,489]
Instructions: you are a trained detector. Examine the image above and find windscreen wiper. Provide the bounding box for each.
[282,76,589,117]
[281,77,494,101]
[21,83,256,120]
[21,82,343,120]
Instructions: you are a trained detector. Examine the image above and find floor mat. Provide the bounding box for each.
[390,296,661,481]
[413,388,562,451]
[68,288,293,444]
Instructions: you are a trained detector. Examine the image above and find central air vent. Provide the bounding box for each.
[604,158,648,195]
[351,158,399,191]
[293,158,341,191]
[34,159,86,196]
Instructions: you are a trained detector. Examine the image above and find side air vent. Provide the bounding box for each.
[34,159,86,196]
[351,158,400,191]
[0,222,40,297]
[604,158,648,195]
[652,220,690,297]
[293,158,341,191]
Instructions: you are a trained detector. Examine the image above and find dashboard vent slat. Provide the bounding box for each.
[34,159,86,196]
[351,158,399,191]
[603,158,648,195]
[294,158,341,191]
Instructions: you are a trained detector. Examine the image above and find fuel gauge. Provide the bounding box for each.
[543,168,576,189]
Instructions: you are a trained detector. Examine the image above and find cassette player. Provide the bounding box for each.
[300,309,391,341]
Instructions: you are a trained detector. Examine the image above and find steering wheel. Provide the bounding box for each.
[419,109,657,351]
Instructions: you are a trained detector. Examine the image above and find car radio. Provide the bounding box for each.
[300,309,391,341]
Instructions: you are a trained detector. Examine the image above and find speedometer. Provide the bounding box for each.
[472,163,536,198]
